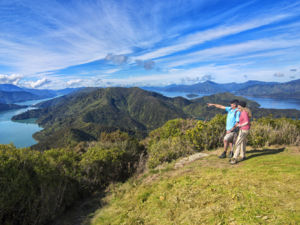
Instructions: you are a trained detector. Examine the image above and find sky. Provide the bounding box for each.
[0,0,300,89]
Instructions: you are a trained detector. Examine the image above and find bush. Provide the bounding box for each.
[144,119,197,147]
[147,136,195,169]
[186,114,225,150]
[248,117,300,147]
[0,145,80,225]
[144,119,198,169]
[80,132,144,190]
[0,131,144,225]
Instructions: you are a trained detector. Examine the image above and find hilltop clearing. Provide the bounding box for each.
[90,146,300,225]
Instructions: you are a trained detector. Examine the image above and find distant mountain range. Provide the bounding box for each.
[142,79,300,99]
[0,84,80,104]
[235,79,300,98]
[12,87,300,149]
[2,78,299,105]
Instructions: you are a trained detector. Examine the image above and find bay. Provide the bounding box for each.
[0,98,53,148]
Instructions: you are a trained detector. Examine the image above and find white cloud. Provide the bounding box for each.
[104,68,121,74]
[66,79,84,87]
[0,1,161,75]
[161,37,300,68]
[96,62,299,86]
[0,74,23,85]
[135,14,289,61]
[25,78,51,88]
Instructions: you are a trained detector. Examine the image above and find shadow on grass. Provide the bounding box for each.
[51,192,107,225]
[244,147,285,161]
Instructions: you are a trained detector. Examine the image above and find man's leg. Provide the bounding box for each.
[229,142,234,158]
[224,140,229,152]
[219,135,229,158]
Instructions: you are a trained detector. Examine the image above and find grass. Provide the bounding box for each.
[90,146,300,225]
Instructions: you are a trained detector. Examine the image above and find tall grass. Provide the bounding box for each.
[248,117,300,147]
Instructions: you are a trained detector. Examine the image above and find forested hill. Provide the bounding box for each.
[12,87,300,149]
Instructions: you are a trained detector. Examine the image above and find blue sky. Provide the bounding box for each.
[0,0,300,89]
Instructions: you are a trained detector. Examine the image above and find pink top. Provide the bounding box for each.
[239,110,250,130]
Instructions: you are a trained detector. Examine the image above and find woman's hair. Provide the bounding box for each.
[242,107,252,119]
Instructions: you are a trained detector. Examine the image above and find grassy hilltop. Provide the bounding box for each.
[90,146,300,225]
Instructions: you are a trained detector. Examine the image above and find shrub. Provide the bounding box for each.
[144,119,198,169]
[248,117,300,147]
[0,145,80,225]
[80,131,144,190]
[0,131,144,225]
[147,136,195,169]
[144,118,197,147]
[186,114,225,150]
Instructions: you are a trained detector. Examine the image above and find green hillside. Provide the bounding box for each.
[12,88,300,150]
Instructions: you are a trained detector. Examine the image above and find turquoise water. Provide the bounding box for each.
[0,99,46,148]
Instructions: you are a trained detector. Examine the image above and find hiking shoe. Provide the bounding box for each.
[228,151,234,158]
[240,157,246,161]
[230,158,237,165]
[219,151,226,158]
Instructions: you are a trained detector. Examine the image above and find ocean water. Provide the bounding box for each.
[0,99,45,148]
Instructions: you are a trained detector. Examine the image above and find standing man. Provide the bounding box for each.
[207,100,240,158]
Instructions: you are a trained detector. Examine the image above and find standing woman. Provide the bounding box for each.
[230,101,251,164]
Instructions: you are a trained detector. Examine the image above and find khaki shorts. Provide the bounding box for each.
[224,132,238,143]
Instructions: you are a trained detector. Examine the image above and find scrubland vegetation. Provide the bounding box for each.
[1,115,300,225]
[0,131,143,225]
